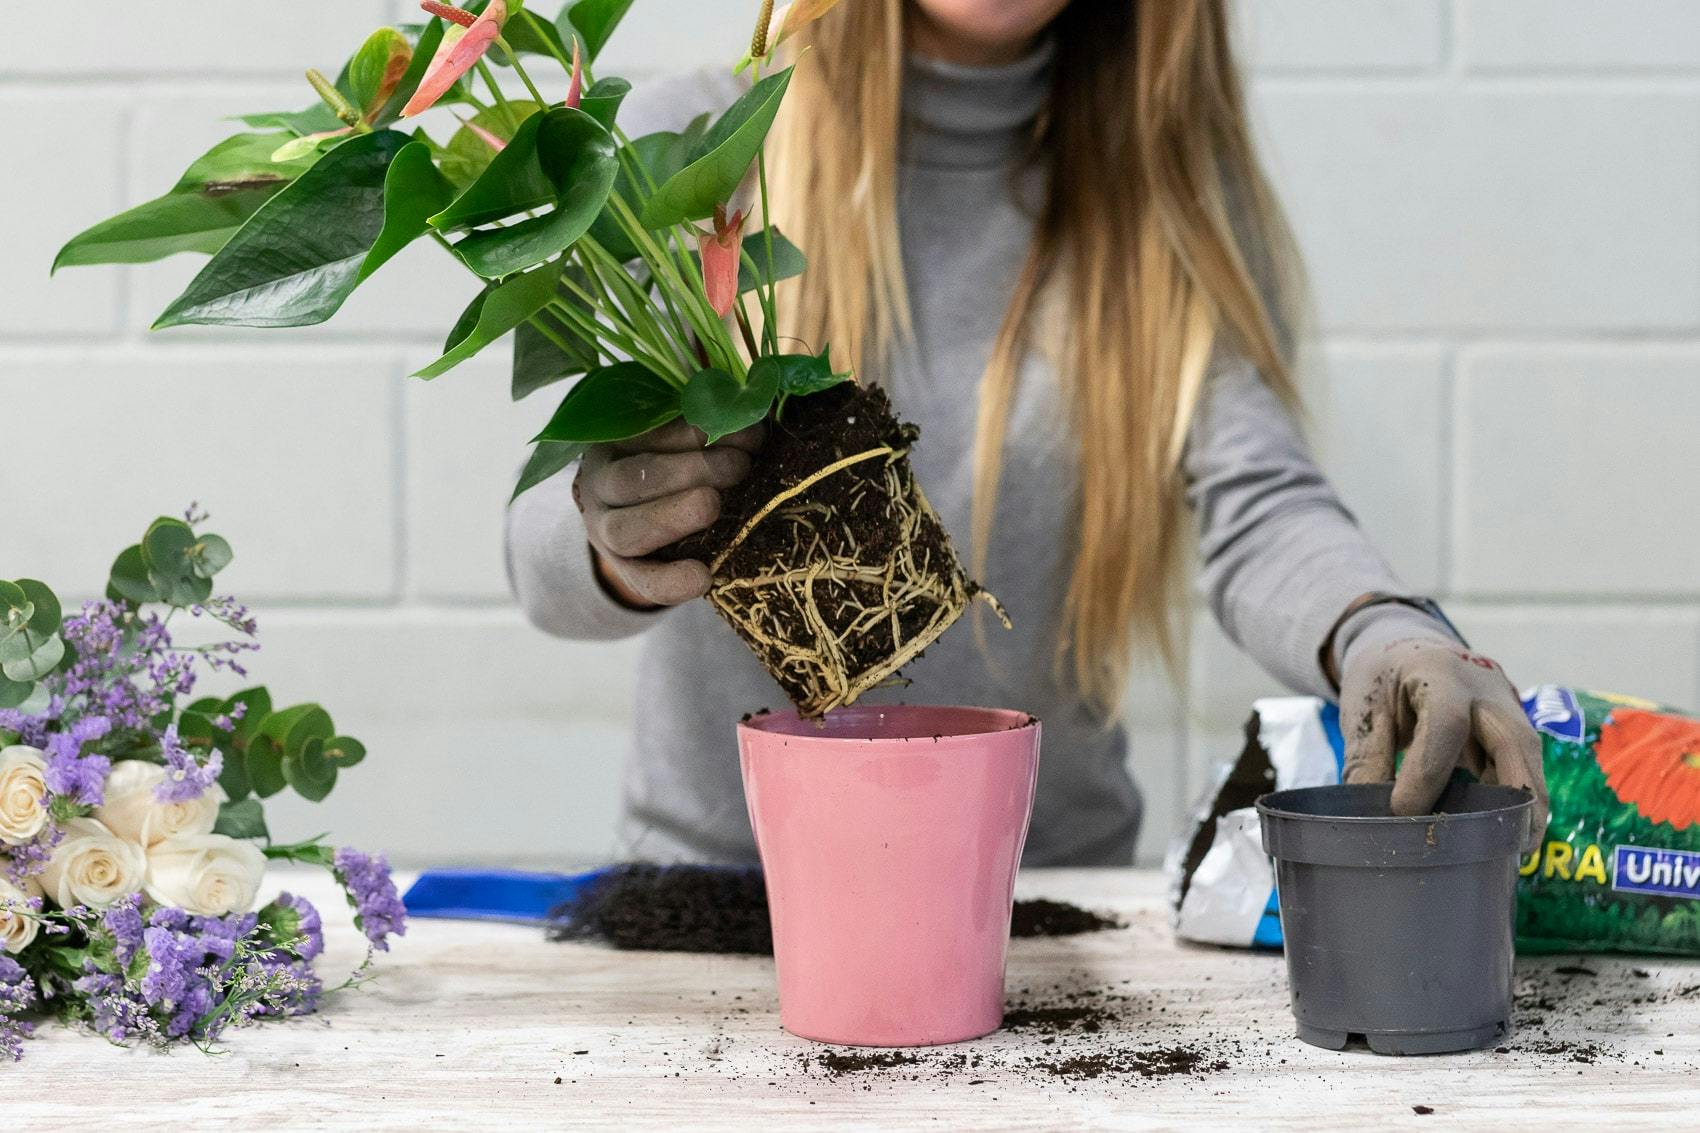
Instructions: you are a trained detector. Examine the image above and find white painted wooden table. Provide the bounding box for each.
[15,869,1700,1130]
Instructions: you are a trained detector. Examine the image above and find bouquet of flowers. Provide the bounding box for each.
[56,0,1004,718]
[0,511,405,1060]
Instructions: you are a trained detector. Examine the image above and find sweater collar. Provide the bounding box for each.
[901,36,1054,171]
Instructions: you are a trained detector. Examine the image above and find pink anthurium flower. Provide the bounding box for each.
[402,0,507,118]
[564,37,583,110]
[454,113,508,152]
[699,204,747,318]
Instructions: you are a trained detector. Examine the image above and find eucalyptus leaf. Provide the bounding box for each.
[639,67,793,228]
[224,687,274,748]
[682,364,781,444]
[2,633,64,684]
[325,736,366,769]
[154,130,411,329]
[534,361,682,443]
[106,545,158,605]
[415,262,564,379]
[213,798,268,840]
[449,108,618,278]
[218,747,252,802]
[140,517,214,606]
[246,737,287,798]
[0,674,33,711]
[511,440,586,501]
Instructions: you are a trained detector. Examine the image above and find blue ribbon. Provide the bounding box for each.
[402,867,615,925]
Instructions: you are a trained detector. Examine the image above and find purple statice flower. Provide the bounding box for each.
[269,893,325,962]
[139,908,258,1039]
[0,710,48,749]
[153,725,223,804]
[72,967,158,1046]
[0,956,35,1062]
[244,954,322,1019]
[102,893,146,967]
[5,825,61,884]
[333,848,407,951]
[43,715,114,807]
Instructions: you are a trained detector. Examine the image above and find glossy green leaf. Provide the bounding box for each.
[502,8,571,61]
[564,0,635,61]
[415,261,563,379]
[639,67,792,228]
[449,109,619,278]
[429,111,557,231]
[586,126,700,262]
[236,104,344,135]
[348,27,412,117]
[681,363,781,443]
[437,100,542,188]
[512,269,597,399]
[761,349,850,397]
[213,798,268,840]
[106,545,158,605]
[580,77,631,130]
[533,362,682,443]
[54,133,315,270]
[511,440,586,501]
[360,141,457,283]
[154,130,411,329]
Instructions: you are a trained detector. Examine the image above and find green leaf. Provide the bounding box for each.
[360,141,457,283]
[586,126,699,262]
[283,737,337,802]
[502,9,571,61]
[448,108,619,278]
[429,110,557,231]
[375,18,446,125]
[324,735,366,769]
[54,133,315,270]
[681,363,781,444]
[511,440,586,501]
[0,673,33,711]
[564,0,635,61]
[437,100,542,189]
[236,104,344,135]
[213,798,269,840]
[415,261,564,379]
[224,687,274,748]
[0,579,55,665]
[512,267,597,399]
[262,838,336,867]
[639,67,793,228]
[2,633,64,684]
[140,516,214,606]
[762,349,850,397]
[106,545,158,605]
[218,747,252,802]
[348,27,412,118]
[580,77,631,130]
[191,534,234,580]
[533,362,682,443]
[264,704,334,756]
[153,130,411,329]
[176,709,218,749]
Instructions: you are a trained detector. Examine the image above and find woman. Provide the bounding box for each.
[507,0,1548,864]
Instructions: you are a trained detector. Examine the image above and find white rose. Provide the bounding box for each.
[0,745,50,846]
[145,834,266,917]
[0,874,42,954]
[95,759,222,848]
[38,817,147,910]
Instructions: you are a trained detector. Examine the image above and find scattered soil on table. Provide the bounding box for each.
[657,383,984,716]
[546,863,1124,954]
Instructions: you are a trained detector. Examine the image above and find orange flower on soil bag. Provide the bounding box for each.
[1595,708,1700,830]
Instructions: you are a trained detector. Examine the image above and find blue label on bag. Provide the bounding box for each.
[1523,685,1585,743]
[1613,845,1700,900]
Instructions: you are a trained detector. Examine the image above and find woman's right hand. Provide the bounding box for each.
[573,420,763,610]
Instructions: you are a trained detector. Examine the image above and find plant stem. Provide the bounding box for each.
[475,59,518,130]
[750,57,780,354]
[497,39,550,105]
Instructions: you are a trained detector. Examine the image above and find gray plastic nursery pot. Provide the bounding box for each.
[1256,781,1535,1056]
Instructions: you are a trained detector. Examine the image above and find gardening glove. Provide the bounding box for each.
[573,419,763,610]
[1335,605,1549,852]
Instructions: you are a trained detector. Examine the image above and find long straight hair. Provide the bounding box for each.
[766,0,1302,713]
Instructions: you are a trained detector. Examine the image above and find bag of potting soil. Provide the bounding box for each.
[1167,686,1700,956]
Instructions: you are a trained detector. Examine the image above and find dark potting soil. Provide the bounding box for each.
[654,383,972,711]
[544,863,1124,954]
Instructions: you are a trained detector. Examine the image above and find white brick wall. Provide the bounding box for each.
[5,2,1697,867]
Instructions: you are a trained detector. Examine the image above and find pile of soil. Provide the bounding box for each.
[545,863,1124,954]
[657,383,986,716]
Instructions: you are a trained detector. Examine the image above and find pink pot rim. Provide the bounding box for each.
[738,704,1037,746]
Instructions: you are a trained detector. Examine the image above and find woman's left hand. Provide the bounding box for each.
[1338,615,1549,852]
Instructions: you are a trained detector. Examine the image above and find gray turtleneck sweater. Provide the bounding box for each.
[506,47,1421,865]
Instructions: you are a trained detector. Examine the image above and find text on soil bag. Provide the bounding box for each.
[1612,845,1700,900]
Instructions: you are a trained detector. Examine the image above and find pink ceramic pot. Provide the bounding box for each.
[737,704,1040,1047]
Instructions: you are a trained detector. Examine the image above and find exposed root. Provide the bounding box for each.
[704,443,1003,717]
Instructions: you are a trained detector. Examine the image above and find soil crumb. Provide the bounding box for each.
[547,864,1123,953]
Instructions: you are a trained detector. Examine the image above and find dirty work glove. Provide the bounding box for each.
[1335,605,1549,851]
[573,420,764,610]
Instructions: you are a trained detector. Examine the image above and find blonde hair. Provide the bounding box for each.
[767,0,1301,713]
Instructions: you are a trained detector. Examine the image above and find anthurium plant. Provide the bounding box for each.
[58,0,1002,717]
